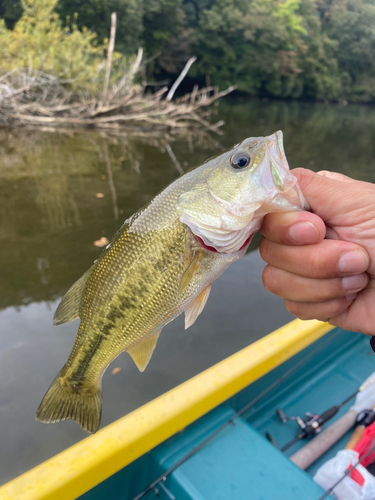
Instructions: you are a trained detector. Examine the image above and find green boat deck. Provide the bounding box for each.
[79,327,373,500]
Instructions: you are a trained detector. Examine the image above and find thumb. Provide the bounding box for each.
[316,170,357,183]
[291,168,371,224]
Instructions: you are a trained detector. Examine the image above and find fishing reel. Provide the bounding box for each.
[356,409,375,428]
[276,408,324,438]
[266,405,343,452]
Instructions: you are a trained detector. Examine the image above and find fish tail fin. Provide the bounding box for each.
[36,370,102,434]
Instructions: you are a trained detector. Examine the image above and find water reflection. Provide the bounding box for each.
[1,99,375,485]
[219,99,375,182]
[1,100,375,311]
[0,128,219,310]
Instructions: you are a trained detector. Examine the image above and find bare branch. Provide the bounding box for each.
[102,12,117,102]
[166,57,197,102]
[0,65,235,134]
[165,143,184,175]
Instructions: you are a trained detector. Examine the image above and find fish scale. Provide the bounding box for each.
[36,131,307,433]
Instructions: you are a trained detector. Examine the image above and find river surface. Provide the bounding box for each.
[1,99,375,485]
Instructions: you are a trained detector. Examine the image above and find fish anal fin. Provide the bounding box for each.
[127,330,162,372]
[179,253,200,295]
[53,266,93,326]
[185,285,211,330]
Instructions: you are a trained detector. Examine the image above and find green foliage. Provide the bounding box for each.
[293,0,341,100]
[2,0,375,101]
[55,0,144,56]
[0,0,129,94]
[322,0,375,101]
[0,0,23,28]
[55,0,184,58]
[186,0,309,96]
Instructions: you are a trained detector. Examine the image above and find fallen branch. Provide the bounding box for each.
[0,52,234,132]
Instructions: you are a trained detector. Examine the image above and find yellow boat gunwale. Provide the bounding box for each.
[0,319,333,500]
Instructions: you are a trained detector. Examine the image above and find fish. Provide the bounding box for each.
[36,131,307,433]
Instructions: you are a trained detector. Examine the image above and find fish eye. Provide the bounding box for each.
[230,151,251,170]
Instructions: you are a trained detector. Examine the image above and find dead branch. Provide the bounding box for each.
[0,11,235,133]
[0,62,234,132]
[102,12,117,102]
[166,57,197,102]
[164,143,184,175]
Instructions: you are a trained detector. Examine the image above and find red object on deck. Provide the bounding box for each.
[353,420,375,468]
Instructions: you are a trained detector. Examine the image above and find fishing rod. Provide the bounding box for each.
[131,331,341,500]
[276,390,362,453]
[317,440,375,500]
[270,376,375,453]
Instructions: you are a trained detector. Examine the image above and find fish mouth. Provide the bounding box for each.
[192,231,254,253]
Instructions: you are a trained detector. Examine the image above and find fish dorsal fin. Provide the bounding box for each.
[53,266,93,326]
[179,253,200,295]
[127,330,162,372]
[185,285,211,329]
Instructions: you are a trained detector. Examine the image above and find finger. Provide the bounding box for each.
[317,170,357,183]
[262,266,369,302]
[327,283,375,336]
[291,168,375,224]
[260,211,326,245]
[284,296,356,323]
[259,238,370,279]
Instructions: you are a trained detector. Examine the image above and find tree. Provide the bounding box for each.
[55,0,144,56]
[0,0,23,28]
[322,0,375,101]
[293,0,341,100]
[0,0,124,94]
[184,0,307,96]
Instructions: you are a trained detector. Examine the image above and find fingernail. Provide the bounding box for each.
[338,250,369,274]
[289,222,320,244]
[346,293,358,303]
[342,273,368,291]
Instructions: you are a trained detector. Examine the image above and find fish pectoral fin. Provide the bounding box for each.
[179,253,200,295]
[185,285,211,330]
[127,330,162,372]
[53,266,93,326]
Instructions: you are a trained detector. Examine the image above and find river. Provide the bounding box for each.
[1,98,375,485]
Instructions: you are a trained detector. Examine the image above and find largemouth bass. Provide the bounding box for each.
[36,131,307,433]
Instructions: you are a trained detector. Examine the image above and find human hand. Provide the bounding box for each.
[260,168,375,335]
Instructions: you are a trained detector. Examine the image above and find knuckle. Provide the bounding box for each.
[325,298,348,318]
[259,238,272,263]
[262,266,278,293]
[284,299,300,316]
[308,253,324,279]
[315,278,343,301]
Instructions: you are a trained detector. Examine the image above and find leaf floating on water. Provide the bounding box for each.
[111,367,121,375]
[93,237,109,247]
[95,193,105,198]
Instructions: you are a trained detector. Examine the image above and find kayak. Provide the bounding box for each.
[2,318,374,500]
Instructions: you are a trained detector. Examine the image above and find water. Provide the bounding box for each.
[1,99,375,485]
